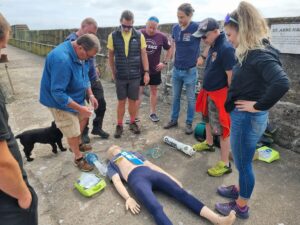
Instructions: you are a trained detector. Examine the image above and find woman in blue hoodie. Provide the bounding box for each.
[214,1,290,219]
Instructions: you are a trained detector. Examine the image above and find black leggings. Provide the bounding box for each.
[127,167,204,225]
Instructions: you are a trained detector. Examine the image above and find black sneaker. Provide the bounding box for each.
[129,122,141,134]
[114,125,123,138]
[91,128,110,139]
[163,120,178,129]
[149,113,160,122]
[185,124,193,135]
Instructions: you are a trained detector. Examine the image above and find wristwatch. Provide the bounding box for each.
[144,70,149,73]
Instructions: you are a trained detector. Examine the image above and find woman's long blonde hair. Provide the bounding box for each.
[232,1,269,63]
[0,13,10,42]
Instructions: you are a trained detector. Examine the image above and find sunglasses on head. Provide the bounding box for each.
[121,24,133,29]
[224,14,239,25]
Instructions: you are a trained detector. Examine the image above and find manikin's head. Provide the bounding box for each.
[106,145,122,160]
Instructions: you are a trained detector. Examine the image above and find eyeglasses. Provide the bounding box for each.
[224,14,239,25]
[80,46,95,59]
[121,24,133,29]
[201,31,212,40]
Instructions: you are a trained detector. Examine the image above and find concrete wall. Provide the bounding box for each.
[8,17,300,153]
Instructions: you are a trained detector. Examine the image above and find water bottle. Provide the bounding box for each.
[85,153,107,176]
[163,136,195,156]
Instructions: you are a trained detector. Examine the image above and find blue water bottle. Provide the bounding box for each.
[85,153,107,176]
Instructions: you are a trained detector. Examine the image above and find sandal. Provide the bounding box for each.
[74,157,94,172]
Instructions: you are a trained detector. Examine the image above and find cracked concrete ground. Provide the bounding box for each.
[1,45,299,225]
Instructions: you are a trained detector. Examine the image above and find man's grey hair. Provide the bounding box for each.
[81,17,98,28]
[76,33,100,52]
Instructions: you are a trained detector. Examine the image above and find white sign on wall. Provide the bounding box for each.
[271,24,300,54]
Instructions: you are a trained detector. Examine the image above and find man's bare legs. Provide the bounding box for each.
[149,85,158,114]
[136,85,160,122]
[206,124,230,165]
[117,99,126,124]
[136,87,144,118]
[128,99,137,122]
[69,117,89,160]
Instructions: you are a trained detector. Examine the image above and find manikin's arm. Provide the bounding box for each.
[111,174,140,214]
[144,160,183,188]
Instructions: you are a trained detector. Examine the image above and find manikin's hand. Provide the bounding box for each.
[126,197,141,214]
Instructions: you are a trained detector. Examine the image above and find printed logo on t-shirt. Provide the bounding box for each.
[183,33,192,42]
[146,38,158,55]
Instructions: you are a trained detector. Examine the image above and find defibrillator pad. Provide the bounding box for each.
[118,151,144,165]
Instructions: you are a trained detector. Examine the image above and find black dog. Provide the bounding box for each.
[15,121,67,161]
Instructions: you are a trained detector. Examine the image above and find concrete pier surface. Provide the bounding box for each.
[1,45,299,225]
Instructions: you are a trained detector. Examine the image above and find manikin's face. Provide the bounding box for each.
[225,25,239,48]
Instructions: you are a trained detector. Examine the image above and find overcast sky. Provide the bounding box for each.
[1,0,299,30]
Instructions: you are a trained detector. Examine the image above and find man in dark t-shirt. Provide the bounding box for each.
[0,13,38,225]
[136,16,172,122]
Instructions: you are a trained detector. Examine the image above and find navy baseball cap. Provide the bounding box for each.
[193,18,219,38]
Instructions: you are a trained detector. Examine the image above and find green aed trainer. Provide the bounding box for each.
[74,172,106,197]
[256,146,280,163]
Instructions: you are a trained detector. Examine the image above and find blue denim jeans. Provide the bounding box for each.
[171,66,197,125]
[230,108,268,200]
